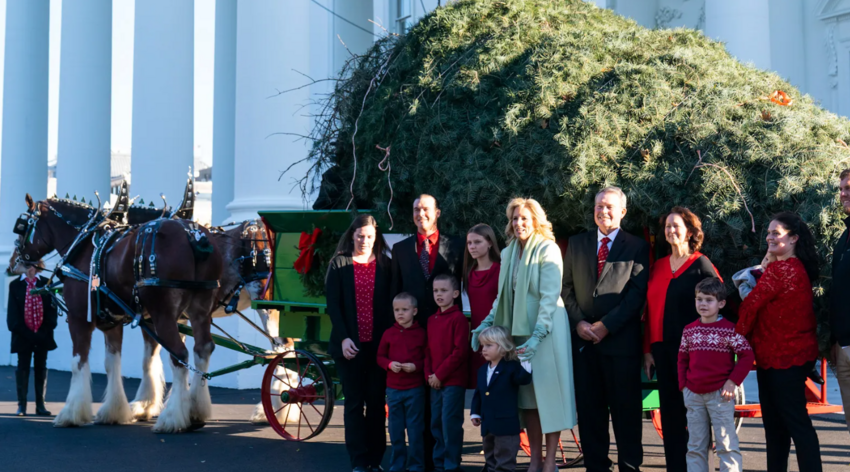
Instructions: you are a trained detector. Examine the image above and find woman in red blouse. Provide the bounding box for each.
[326,215,394,472]
[736,212,822,472]
[463,223,502,389]
[644,207,720,472]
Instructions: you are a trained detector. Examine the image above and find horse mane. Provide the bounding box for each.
[45,198,97,226]
[126,205,165,226]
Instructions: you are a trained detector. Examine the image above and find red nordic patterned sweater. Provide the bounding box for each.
[677,317,754,394]
[376,322,427,390]
[425,305,469,388]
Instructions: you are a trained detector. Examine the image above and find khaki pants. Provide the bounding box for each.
[683,387,742,472]
[835,344,850,434]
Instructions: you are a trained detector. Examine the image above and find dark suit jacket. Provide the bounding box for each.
[7,276,58,353]
[325,253,394,359]
[471,359,532,437]
[562,229,650,356]
[390,232,464,326]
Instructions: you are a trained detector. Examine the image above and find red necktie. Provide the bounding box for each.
[24,277,44,333]
[598,237,611,278]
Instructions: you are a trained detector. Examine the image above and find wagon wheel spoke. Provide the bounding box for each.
[274,403,290,416]
[296,359,314,389]
[296,403,315,435]
[308,402,323,418]
[273,373,294,389]
[293,353,302,389]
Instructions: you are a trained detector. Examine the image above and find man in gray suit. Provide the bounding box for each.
[562,187,650,472]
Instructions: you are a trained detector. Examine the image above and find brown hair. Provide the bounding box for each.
[334,214,390,261]
[393,292,418,309]
[695,277,726,301]
[433,273,460,292]
[663,206,704,253]
[840,168,850,180]
[463,224,501,292]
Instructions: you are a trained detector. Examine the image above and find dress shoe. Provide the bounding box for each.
[353,467,370,472]
[16,406,26,416]
[371,467,384,472]
[35,406,52,416]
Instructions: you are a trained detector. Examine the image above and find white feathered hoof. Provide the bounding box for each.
[94,351,134,425]
[152,367,191,433]
[130,343,165,421]
[129,399,162,421]
[54,356,94,427]
[249,402,269,424]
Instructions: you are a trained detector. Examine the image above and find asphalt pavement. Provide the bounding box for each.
[1,366,849,471]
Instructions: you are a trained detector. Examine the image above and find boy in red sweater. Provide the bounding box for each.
[678,278,753,472]
[425,274,468,472]
[377,292,428,472]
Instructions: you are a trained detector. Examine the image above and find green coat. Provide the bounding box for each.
[487,234,577,434]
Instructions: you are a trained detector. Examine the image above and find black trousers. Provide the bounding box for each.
[651,343,687,472]
[757,363,822,472]
[16,349,48,408]
[574,344,643,472]
[335,342,387,469]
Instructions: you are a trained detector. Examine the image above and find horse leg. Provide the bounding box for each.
[54,314,95,427]
[129,328,165,421]
[186,297,215,425]
[151,310,192,433]
[94,326,134,424]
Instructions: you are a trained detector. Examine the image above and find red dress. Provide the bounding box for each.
[467,262,500,388]
[736,258,819,370]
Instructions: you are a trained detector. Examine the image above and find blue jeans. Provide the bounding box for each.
[430,385,465,471]
[387,386,426,472]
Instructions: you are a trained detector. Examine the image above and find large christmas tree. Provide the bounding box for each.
[303,0,850,349]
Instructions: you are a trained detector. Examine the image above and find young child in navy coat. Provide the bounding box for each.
[470,326,532,472]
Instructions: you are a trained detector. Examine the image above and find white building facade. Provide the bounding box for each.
[0,0,846,389]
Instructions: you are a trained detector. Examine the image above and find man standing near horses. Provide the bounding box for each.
[831,169,850,435]
[7,260,57,416]
[391,194,464,471]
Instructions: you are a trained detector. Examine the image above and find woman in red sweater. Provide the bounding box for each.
[644,207,720,472]
[463,224,501,389]
[736,212,822,472]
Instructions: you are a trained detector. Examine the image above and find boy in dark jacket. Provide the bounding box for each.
[471,326,532,472]
[377,292,428,472]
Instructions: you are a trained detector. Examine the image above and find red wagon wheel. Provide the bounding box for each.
[519,428,583,468]
[261,349,334,441]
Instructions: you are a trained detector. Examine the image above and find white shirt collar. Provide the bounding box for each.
[597,227,620,243]
[20,274,26,281]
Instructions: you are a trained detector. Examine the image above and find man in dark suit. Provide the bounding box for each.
[390,194,464,325]
[7,262,58,416]
[562,187,650,472]
[390,194,463,472]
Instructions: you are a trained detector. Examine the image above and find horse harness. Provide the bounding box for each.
[211,220,272,315]
[14,204,220,378]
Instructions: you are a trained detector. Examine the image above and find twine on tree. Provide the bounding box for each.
[376,145,395,230]
[687,150,756,233]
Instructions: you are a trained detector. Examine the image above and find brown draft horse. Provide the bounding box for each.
[125,218,293,424]
[11,195,223,433]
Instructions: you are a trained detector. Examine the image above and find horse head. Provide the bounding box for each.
[12,194,98,268]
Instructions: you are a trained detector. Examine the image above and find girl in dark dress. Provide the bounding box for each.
[644,207,720,472]
[463,224,501,389]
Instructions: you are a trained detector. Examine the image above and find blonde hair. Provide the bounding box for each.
[504,197,555,243]
[477,326,518,361]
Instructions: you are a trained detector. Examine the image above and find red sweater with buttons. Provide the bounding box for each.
[425,305,469,388]
[677,317,754,394]
[376,322,427,390]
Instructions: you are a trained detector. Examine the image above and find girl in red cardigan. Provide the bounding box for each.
[463,223,502,389]
[736,212,822,472]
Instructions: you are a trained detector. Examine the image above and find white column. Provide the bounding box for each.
[0,0,49,250]
[226,0,312,221]
[705,0,771,70]
[332,0,373,73]
[56,0,112,201]
[0,0,49,366]
[130,0,194,206]
[212,0,236,225]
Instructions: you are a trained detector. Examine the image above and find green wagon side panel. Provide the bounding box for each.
[259,210,354,233]
[274,232,302,268]
[274,268,326,304]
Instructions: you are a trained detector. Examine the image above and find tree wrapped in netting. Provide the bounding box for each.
[301,0,850,350]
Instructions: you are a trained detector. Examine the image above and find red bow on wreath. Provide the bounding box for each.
[294,228,322,274]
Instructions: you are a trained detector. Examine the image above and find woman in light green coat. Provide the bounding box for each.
[472,197,577,472]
